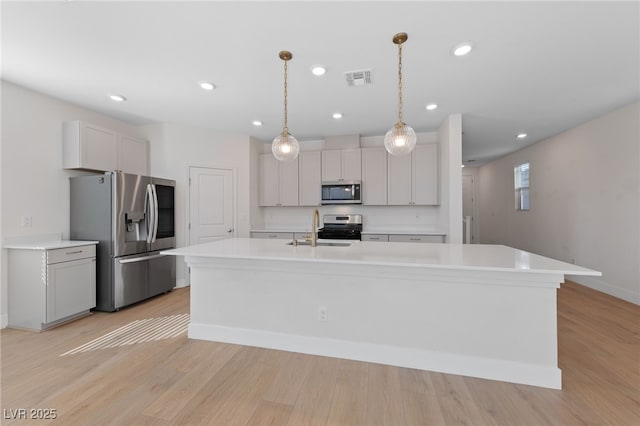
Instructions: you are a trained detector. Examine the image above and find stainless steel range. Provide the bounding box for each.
[317,214,363,240]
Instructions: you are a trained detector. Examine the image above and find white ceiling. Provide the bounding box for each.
[2,1,639,165]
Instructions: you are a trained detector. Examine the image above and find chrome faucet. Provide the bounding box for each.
[311,209,320,247]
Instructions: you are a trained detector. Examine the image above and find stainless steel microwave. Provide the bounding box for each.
[321,181,362,205]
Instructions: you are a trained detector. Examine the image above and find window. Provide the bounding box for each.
[514,162,529,210]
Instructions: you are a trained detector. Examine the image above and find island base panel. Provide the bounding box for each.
[186,257,562,389]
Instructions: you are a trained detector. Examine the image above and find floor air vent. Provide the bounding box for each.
[345,69,373,86]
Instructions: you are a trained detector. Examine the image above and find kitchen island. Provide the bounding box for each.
[163,238,600,389]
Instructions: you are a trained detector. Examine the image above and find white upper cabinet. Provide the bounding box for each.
[387,144,439,205]
[259,154,299,206]
[298,151,322,206]
[321,150,341,181]
[63,120,149,175]
[387,153,413,205]
[412,144,439,205]
[321,148,361,181]
[279,157,300,206]
[63,121,117,172]
[361,148,387,205]
[259,154,280,206]
[341,149,362,181]
[118,134,149,176]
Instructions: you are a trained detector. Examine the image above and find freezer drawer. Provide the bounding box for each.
[110,252,175,311]
[113,254,150,310]
[148,253,175,297]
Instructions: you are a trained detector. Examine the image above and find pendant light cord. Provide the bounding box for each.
[283,58,289,136]
[398,42,403,126]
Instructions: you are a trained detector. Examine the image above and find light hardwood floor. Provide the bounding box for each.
[1,281,638,425]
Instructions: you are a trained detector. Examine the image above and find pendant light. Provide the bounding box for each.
[272,50,299,162]
[384,32,416,157]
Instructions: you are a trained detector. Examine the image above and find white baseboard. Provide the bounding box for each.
[1,313,8,329]
[189,322,562,389]
[568,275,640,305]
[174,279,189,289]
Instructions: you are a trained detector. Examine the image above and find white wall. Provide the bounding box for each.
[139,123,253,287]
[476,102,640,304]
[0,81,145,327]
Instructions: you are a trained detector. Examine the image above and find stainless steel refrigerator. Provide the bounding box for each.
[70,171,176,311]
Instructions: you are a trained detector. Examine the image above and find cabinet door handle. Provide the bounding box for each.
[66,250,83,255]
[410,238,421,241]
[370,237,380,240]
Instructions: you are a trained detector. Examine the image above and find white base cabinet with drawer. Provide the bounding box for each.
[250,232,294,240]
[362,234,446,243]
[7,244,97,331]
[388,234,445,243]
[361,234,389,242]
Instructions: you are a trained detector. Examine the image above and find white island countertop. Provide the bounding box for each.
[163,237,600,277]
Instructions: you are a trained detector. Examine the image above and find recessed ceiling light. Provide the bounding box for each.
[109,94,126,102]
[311,65,326,76]
[198,81,216,91]
[516,133,528,139]
[252,120,263,126]
[426,103,438,111]
[332,112,343,119]
[452,43,473,56]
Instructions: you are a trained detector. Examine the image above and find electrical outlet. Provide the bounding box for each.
[21,216,32,227]
[317,306,328,321]
[570,258,576,264]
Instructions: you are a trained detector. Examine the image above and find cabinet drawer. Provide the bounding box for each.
[47,245,96,264]
[361,234,389,242]
[250,232,294,240]
[388,234,444,243]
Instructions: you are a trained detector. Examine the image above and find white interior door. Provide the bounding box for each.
[462,174,475,243]
[189,167,234,246]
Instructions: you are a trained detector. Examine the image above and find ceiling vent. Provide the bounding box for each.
[345,69,373,87]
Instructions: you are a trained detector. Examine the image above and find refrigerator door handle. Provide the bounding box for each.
[118,254,166,264]
[151,184,159,243]
[145,184,155,244]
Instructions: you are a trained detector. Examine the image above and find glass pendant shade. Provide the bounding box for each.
[384,122,417,156]
[272,132,299,161]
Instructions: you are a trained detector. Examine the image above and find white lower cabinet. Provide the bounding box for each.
[250,232,311,240]
[250,232,294,240]
[361,234,389,242]
[388,234,445,243]
[8,244,96,331]
[362,234,445,243]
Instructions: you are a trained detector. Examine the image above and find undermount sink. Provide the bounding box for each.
[286,240,351,247]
